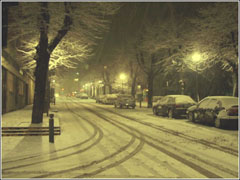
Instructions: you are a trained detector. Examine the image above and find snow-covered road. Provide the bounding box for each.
[2,97,239,178]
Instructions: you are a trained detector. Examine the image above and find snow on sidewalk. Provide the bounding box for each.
[2,104,61,160]
[1,104,59,128]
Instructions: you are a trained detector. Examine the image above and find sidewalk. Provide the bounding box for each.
[2,105,59,128]
[2,104,61,161]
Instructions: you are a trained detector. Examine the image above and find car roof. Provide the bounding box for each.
[204,96,238,99]
[165,95,191,98]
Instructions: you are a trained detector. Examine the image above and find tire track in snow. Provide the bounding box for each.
[91,103,238,157]
[87,103,238,177]
[71,103,164,178]
[2,102,104,172]
[3,102,142,178]
[2,102,100,164]
[32,137,140,178]
[80,103,235,178]
[28,102,142,178]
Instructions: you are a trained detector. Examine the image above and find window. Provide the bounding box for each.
[207,99,218,109]
[159,97,168,104]
[167,97,175,104]
[198,98,211,108]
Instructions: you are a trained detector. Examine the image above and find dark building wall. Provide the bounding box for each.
[2,54,35,114]
[2,2,35,114]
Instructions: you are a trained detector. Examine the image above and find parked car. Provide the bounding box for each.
[102,94,119,104]
[96,95,105,103]
[152,95,196,118]
[76,93,88,99]
[114,94,136,109]
[187,96,238,128]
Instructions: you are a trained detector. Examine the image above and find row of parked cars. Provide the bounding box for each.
[76,93,88,99]
[94,93,238,129]
[152,95,238,129]
[97,93,238,129]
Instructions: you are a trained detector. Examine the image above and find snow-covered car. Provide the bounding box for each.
[76,93,88,99]
[96,95,105,103]
[102,94,119,104]
[114,94,136,109]
[152,95,196,118]
[187,96,238,128]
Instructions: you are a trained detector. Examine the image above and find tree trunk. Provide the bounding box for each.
[131,73,137,97]
[232,67,238,97]
[109,85,112,94]
[32,53,50,123]
[32,2,50,124]
[147,74,154,108]
[31,2,72,123]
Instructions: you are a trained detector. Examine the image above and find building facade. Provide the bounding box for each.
[2,51,35,114]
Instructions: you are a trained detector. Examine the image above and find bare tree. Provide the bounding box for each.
[134,3,188,108]
[8,2,120,123]
[186,3,238,96]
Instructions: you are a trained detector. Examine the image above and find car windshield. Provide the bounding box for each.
[220,97,238,108]
[175,96,196,104]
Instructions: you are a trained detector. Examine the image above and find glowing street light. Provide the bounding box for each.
[120,73,126,80]
[192,52,201,62]
[191,52,201,102]
[119,73,126,93]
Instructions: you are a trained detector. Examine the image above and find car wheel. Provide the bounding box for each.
[168,109,174,118]
[215,118,222,128]
[189,112,195,122]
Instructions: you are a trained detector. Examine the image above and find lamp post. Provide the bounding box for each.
[192,52,201,102]
[119,73,126,94]
[74,78,79,93]
[75,72,79,92]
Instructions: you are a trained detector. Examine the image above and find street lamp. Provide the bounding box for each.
[192,53,201,62]
[192,52,201,102]
[74,78,79,92]
[119,73,126,93]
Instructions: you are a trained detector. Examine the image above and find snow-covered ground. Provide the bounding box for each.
[2,96,239,179]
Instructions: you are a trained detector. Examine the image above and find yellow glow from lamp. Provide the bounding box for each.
[120,73,126,80]
[192,52,201,62]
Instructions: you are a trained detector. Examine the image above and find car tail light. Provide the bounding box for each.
[227,106,238,116]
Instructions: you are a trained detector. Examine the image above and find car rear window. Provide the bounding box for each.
[175,96,196,104]
[221,98,238,108]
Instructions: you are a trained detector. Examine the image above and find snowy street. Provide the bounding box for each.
[2,97,239,179]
